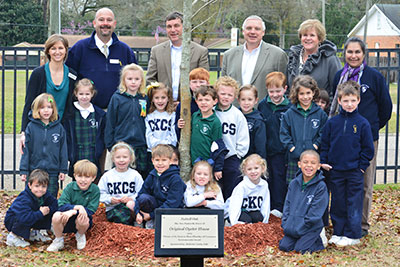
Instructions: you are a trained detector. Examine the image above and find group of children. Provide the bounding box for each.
[6,62,374,254]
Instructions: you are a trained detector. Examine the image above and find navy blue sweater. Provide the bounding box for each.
[280,103,327,161]
[135,165,186,219]
[20,115,68,175]
[64,104,106,177]
[282,170,328,238]
[65,32,137,109]
[105,91,149,150]
[320,108,374,171]
[258,97,292,157]
[241,109,267,159]
[332,65,392,141]
[5,185,58,239]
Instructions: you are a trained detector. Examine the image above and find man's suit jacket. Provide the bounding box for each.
[146,40,209,95]
[222,41,288,101]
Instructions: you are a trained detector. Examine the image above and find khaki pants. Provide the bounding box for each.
[362,140,378,231]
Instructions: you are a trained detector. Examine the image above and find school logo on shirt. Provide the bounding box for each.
[89,118,97,128]
[200,124,211,135]
[306,194,314,205]
[241,196,263,209]
[247,121,254,131]
[161,184,169,194]
[311,119,320,129]
[361,84,369,94]
[139,99,147,117]
[51,133,61,143]
[353,125,357,133]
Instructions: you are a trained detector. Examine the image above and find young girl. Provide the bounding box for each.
[105,63,149,178]
[238,84,267,159]
[98,142,144,225]
[64,78,106,181]
[145,82,177,152]
[226,154,270,225]
[184,161,224,209]
[19,93,68,197]
[280,75,328,183]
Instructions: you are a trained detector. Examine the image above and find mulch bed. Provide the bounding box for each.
[80,207,283,259]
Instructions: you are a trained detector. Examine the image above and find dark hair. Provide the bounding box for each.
[194,85,217,100]
[170,145,180,163]
[29,169,49,186]
[289,75,319,104]
[316,89,330,103]
[337,80,360,99]
[165,11,183,23]
[344,37,366,56]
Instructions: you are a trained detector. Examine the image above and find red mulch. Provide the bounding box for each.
[82,207,284,259]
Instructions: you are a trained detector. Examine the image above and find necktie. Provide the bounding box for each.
[103,44,108,58]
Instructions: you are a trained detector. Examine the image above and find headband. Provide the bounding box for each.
[111,143,134,156]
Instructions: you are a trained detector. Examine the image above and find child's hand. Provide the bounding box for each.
[126,200,135,211]
[59,173,66,181]
[313,144,318,150]
[136,213,143,224]
[77,211,89,226]
[142,211,151,221]
[21,174,27,182]
[214,171,222,180]
[195,200,207,207]
[111,197,120,204]
[177,118,185,129]
[120,196,132,203]
[321,164,332,171]
[289,146,295,152]
[204,191,216,199]
[174,101,179,109]
[360,169,365,173]
[40,206,50,216]
[19,132,25,154]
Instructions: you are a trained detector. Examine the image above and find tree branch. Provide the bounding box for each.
[192,0,218,19]
[192,11,217,32]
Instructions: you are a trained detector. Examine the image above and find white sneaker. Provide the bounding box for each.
[29,230,52,242]
[336,236,360,247]
[6,233,30,247]
[145,219,154,229]
[75,233,86,250]
[328,235,341,245]
[320,228,328,247]
[47,237,64,252]
[270,209,283,218]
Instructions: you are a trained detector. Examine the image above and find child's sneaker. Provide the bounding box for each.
[6,233,30,247]
[29,230,52,242]
[145,219,154,229]
[75,233,86,250]
[320,228,328,247]
[336,236,360,247]
[47,237,64,252]
[328,235,341,245]
[270,209,283,218]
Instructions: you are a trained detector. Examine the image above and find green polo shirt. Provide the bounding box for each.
[297,103,313,117]
[267,97,290,112]
[302,175,316,191]
[190,110,222,165]
[58,181,100,214]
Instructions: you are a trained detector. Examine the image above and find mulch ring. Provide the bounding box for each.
[79,207,283,259]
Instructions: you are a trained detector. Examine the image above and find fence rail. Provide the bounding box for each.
[1,47,398,190]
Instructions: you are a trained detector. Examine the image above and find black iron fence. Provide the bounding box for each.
[0,47,398,190]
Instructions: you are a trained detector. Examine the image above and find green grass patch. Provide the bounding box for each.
[373,183,400,190]
[389,83,397,105]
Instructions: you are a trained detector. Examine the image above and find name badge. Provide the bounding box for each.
[110,59,120,64]
[68,72,77,80]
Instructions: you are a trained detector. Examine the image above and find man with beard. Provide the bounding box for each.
[66,8,137,109]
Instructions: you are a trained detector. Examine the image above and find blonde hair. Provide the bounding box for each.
[289,75,319,105]
[239,84,258,99]
[74,159,98,177]
[147,82,175,114]
[111,142,136,167]
[152,144,173,159]
[31,93,58,122]
[215,76,240,97]
[74,78,97,97]
[190,161,220,193]
[240,154,268,177]
[119,63,146,95]
[44,34,69,62]
[298,19,326,42]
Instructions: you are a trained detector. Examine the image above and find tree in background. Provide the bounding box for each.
[0,0,47,46]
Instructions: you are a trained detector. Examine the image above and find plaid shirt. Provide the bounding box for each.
[74,110,96,163]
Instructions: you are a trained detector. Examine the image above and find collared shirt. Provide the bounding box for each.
[94,34,113,58]
[267,96,290,112]
[297,103,313,117]
[170,42,182,101]
[241,41,262,85]
[74,101,95,119]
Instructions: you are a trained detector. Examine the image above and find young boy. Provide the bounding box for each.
[257,72,291,217]
[215,76,250,200]
[176,67,210,139]
[279,150,328,254]
[315,89,330,114]
[320,81,374,246]
[135,144,186,229]
[47,160,100,252]
[5,169,58,247]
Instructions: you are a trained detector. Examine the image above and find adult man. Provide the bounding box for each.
[146,11,209,102]
[222,15,288,101]
[66,8,137,109]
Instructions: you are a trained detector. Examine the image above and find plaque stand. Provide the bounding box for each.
[181,256,204,267]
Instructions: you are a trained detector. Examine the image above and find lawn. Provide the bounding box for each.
[0,184,399,266]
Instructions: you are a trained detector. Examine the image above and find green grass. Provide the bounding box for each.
[389,83,397,105]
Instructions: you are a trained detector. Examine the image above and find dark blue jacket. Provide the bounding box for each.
[258,97,292,157]
[282,170,328,238]
[5,185,58,239]
[320,108,374,171]
[65,32,137,109]
[135,165,186,219]
[332,65,392,141]
[64,104,106,177]
[241,109,267,159]
[20,115,68,175]
[175,97,199,141]
[280,103,327,160]
[105,91,149,150]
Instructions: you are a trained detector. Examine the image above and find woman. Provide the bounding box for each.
[286,19,341,96]
[20,34,77,151]
[330,37,392,237]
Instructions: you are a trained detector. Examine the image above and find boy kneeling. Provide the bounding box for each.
[47,160,100,252]
[279,150,328,254]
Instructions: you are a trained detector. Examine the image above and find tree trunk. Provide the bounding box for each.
[179,0,193,181]
[279,17,284,49]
